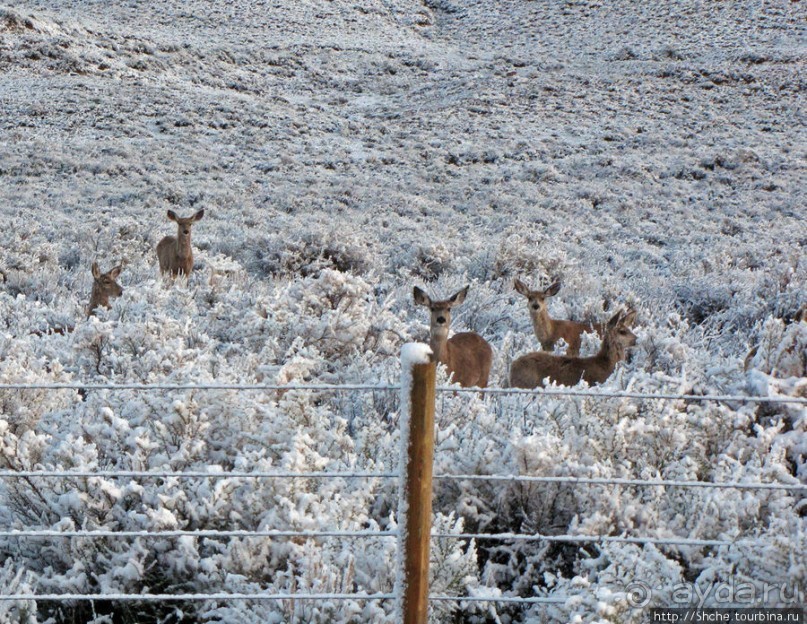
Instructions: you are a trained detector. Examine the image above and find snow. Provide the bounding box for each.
[0,0,805,621]
[400,343,434,370]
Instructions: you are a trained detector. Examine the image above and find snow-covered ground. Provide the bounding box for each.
[0,0,805,622]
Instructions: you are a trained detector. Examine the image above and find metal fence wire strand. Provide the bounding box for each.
[0,382,804,404]
[0,593,566,604]
[0,471,802,491]
[0,381,803,608]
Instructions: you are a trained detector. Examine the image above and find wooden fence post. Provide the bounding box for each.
[399,348,437,624]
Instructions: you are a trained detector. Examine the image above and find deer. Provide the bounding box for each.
[156,209,204,276]
[509,308,637,388]
[413,285,493,388]
[514,278,604,357]
[87,262,123,317]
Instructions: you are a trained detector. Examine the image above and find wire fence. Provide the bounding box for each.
[0,380,804,612]
[0,593,565,604]
[0,528,744,548]
[0,470,803,491]
[1,381,805,404]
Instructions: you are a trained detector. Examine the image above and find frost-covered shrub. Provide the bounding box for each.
[493,230,572,283]
[419,362,804,622]
[0,560,37,624]
[0,206,803,624]
[745,316,807,380]
[0,384,407,623]
[272,269,406,369]
[245,230,373,279]
[0,1,805,621]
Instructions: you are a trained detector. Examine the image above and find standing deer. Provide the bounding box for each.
[510,308,637,388]
[87,262,123,317]
[413,285,493,388]
[156,209,204,276]
[514,278,604,356]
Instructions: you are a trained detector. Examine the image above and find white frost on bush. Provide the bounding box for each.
[0,0,804,621]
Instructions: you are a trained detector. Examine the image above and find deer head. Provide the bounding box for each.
[514,278,561,319]
[88,262,123,316]
[167,209,204,250]
[413,285,469,339]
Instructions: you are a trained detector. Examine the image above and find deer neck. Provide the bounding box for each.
[176,232,192,258]
[429,327,450,367]
[596,335,625,371]
[90,284,107,308]
[530,308,555,346]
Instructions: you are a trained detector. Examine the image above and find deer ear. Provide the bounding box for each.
[109,265,123,279]
[608,310,624,328]
[449,285,469,306]
[622,308,637,327]
[167,210,178,222]
[544,280,561,297]
[413,286,431,307]
[91,262,100,278]
[194,209,205,221]
[513,279,530,297]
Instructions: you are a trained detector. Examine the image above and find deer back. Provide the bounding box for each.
[509,351,602,388]
[510,309,636,388]
[156,235,180,274]
[445,332,493,388]
[552,319,605,356]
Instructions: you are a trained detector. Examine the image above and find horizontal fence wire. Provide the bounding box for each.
[0,529,394,539]
[0,383,399,392]
[0,529,740,547]
[433,532,736,547]
[0,470,397,479]
[0,382,804,404]
[0,470,802,491]
[432,595,564,604]
[434,474,807,491]
[0,592,397,602]
[0,593,565,604]
[444,386,807,404]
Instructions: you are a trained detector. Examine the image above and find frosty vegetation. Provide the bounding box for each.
[0,0,805,622]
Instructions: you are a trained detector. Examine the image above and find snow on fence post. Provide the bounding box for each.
[395,343,436,624]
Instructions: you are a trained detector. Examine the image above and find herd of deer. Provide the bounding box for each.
[87,210,637,389]
[413,282,637,389]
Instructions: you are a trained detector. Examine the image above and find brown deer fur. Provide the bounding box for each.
[157,209,204,276]
[87,262,123,317]
[514,278,604,356]
[510,309,637,388]
[414,285,493,388]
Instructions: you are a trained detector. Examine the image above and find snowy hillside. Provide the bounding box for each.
[0,0,805,622]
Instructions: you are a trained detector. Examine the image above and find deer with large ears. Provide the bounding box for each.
[157,209,204,276]
[87,262,123,317]
[514,278,604,357]
[510,308,637,388]
[413,285,493,388]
